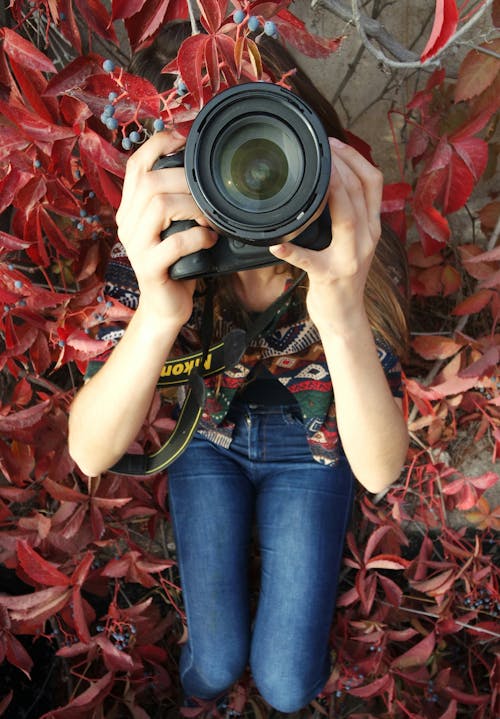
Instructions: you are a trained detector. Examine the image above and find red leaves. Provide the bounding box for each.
[0,28,56,73]
[455,38,500,102]
[420,0,459,62]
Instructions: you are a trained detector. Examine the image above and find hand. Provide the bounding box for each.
[115,131,217,328]
[269,138,383,332]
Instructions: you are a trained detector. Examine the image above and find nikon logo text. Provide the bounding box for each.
[160,353,213,378]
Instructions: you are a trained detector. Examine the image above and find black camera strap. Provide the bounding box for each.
[109,272,306,476]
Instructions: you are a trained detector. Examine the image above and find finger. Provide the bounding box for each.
[150,225,218,272]
[125,130,185,174]
[329,138,383,237]
[330,151,370,236]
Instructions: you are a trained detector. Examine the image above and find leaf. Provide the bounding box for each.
[1,28,56,73]
[349,674,392,698]
[455,39,500,102]
[0,230,31,251]
[412,335,463,361]
[45,671,115,715]
[79,129,126,177]
[5,633,34,678]
[275,11,343,58]
[124,0,172,51]
[44,54,103,96]
[17,540,71,587]
[453,289,493,316]
[410,568,456,596]
[177,34,208,107]
[420,0,459,62]
[391,631,436,669]
[198,0,224,33]
[0,691,13,715]
[365,555,410,571]
[74,0,117,42]
[111,0,148,20]
[71,587,91,643]
[0,400,51,432]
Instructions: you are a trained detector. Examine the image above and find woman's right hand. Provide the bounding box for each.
[115,130,217,328]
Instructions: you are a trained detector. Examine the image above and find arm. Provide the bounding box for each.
[270,138,408,492]
[68,131,216,476]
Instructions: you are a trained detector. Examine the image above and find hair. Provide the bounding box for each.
[129,21,409,359]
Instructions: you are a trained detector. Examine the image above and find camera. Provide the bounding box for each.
[154,82,332,280]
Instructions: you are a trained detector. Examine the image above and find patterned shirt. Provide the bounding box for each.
[88,241,403,466]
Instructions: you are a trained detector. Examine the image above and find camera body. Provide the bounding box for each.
[154,82,332,280]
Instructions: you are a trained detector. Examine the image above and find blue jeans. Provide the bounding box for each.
[167,402,354,713]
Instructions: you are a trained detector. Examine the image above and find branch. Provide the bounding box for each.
[312,0,418,63]
[312,0,495,69]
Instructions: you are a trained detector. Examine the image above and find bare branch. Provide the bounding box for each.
[312,0,495,69]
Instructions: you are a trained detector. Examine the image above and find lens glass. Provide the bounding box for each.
[213,118,304,212]
[230,138,288,201]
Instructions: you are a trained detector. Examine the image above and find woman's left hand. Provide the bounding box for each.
[269,137,383,332]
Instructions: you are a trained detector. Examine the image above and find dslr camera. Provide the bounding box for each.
[154,82,332,280]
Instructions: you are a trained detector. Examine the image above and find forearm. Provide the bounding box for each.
[317,309,408,493]
[69,304,181,476]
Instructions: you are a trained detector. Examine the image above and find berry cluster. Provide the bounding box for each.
[463,587,500,616]
[100,61,171,150]
[96,619,137,651]
[232,10,278,38]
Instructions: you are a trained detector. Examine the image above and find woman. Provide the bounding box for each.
[69,22,409,716]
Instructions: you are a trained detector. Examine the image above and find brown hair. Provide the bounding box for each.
[129,22,409,359]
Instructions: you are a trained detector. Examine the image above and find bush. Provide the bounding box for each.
[0,1,498,717]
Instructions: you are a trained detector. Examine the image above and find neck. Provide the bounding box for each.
[232,266,289,312]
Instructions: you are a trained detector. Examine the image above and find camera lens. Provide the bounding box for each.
[184,83,331,245]
[229,137,287,201]
[214,118,303,210]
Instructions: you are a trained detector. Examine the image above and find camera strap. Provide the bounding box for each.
[109,272,306,476]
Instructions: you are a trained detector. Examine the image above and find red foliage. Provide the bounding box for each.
[0,1,498,717]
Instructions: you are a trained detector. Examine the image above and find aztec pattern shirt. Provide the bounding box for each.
[87,241,403,466]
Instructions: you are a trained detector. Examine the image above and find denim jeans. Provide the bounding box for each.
[167,401,355,713]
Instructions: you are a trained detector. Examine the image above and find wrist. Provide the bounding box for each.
[134,300,185,340]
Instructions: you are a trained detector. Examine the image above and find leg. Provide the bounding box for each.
[168,436,255,700]
[250,447,354,713]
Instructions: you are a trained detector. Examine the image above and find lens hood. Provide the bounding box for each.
[184,82,331,246]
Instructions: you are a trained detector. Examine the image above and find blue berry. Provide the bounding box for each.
[247,16,260,32]
[264,20,277,36]
[106,117,118,130]
[77,222,84,231]
[233,9,245,23]
[153,118,165,132]
[58,340,65,347]
[176,80,188,96]
[103,104,115,117]
[108,91,118,101]
[102,59,115,73]
[129,130,141,143]
[14,280,22,289]
[121,137,132,150]
[34,159,41,168]
[88,191,95,198]
[80,209,87,217]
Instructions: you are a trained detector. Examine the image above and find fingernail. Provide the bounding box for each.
[269,244,287,257]
[330,137,346,149]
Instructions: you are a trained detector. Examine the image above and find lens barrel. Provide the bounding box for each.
[184,83,331,246]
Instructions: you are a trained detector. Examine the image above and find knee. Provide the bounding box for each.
[251,655,325,713]
[181,645,247,699]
